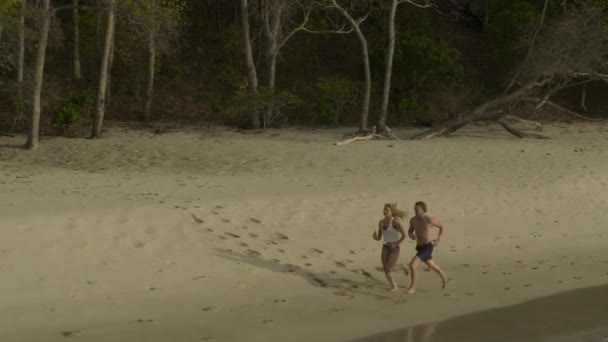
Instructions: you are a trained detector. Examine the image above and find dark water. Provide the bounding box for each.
[354,284,608,342]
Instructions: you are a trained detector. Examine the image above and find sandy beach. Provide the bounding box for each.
[1,123,608,342]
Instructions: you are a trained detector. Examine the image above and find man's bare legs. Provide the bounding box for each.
[383,247,400,291]
[406,256,421,294]
[425,259,447,288]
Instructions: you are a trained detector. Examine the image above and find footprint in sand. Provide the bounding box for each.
[248,233,258,238]
[225,233,240,238]
[335,261,346,268]
[262,319,273,324]
[277,249,285,253]
[191,214,204,224]
[310,248,324,255]
[273,299,287,303]
[523,284,533,287]
[200,337,213,341]
[305,263,312,267]
[283,264,300,272]
[192,276,206,280]
[136,319,154,323]
[206,228,214,233]
[504,287,511,291]
[246,249,261,257]
[274,233,289,241]
[311,277,328,287]
[61,330,81,338]
[249,217,262,224]
[202,306,219,312]
[240,242,249,247]
[132,241,145,248]
[221,218,231,223]
[573,276,583,280]
[266,240,278,245]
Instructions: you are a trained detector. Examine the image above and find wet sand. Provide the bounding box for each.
[355,284,608,342]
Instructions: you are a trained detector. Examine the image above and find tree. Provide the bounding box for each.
[378,0,433,132]
[91,0,116,138]
[304,0,372,132]
[240,0,261,128]
[260,0,311,126]
[25,0,51,150]
[72,0,82,80]
[18,0,25,84]
[412,0,608,140]
[119,0,185,122]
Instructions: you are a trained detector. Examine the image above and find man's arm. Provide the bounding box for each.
[408,218,416,240]
[430,217,444,243]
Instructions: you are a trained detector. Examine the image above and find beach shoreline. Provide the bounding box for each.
[1,123,607,341]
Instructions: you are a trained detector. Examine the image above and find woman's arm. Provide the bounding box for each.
[394,219,406,244]
[373,220,383,241]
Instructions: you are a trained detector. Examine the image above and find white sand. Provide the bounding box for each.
[1,123,607,342]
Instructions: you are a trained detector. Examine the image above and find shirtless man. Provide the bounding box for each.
[405,201,447,294]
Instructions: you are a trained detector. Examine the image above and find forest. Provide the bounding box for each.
[0,0,607,149]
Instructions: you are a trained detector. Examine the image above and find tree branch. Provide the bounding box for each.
[504,0,550,94]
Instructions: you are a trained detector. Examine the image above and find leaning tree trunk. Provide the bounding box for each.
[25,0,51,150]
[73,0,82,80]
[143,29,156,122]
[411,78,551,140]
[378,0,398,130]
[17,0,25,83]
[92,0,116,138]
[239,0,260,129]
[330,0,371,132]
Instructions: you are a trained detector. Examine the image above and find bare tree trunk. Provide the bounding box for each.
[95,0,102,56]
[379,0,398,130]
[330,0,371,131]
[73,0,82,80]
[18,0,25,83]
[25,0,51,150]
[105,31,115,104]
[580,84,587,112]
[92,0,116,138]
[240,0,260,129]
[143,29,156,122]
[355,29,371,131]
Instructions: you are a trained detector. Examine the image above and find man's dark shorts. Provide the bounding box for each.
[415,242,434,262]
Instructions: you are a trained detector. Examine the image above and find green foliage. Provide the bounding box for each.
[51,91,93,129]
[230,88,301,111]
[395,33,463,89]
[314,76,360,125]
[484,0,538,72]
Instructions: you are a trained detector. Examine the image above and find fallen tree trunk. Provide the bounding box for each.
[410,78,552,140]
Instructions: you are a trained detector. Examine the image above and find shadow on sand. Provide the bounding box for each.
[212,248,406,301]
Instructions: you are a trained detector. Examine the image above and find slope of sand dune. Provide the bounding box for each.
[1,123,608,342]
